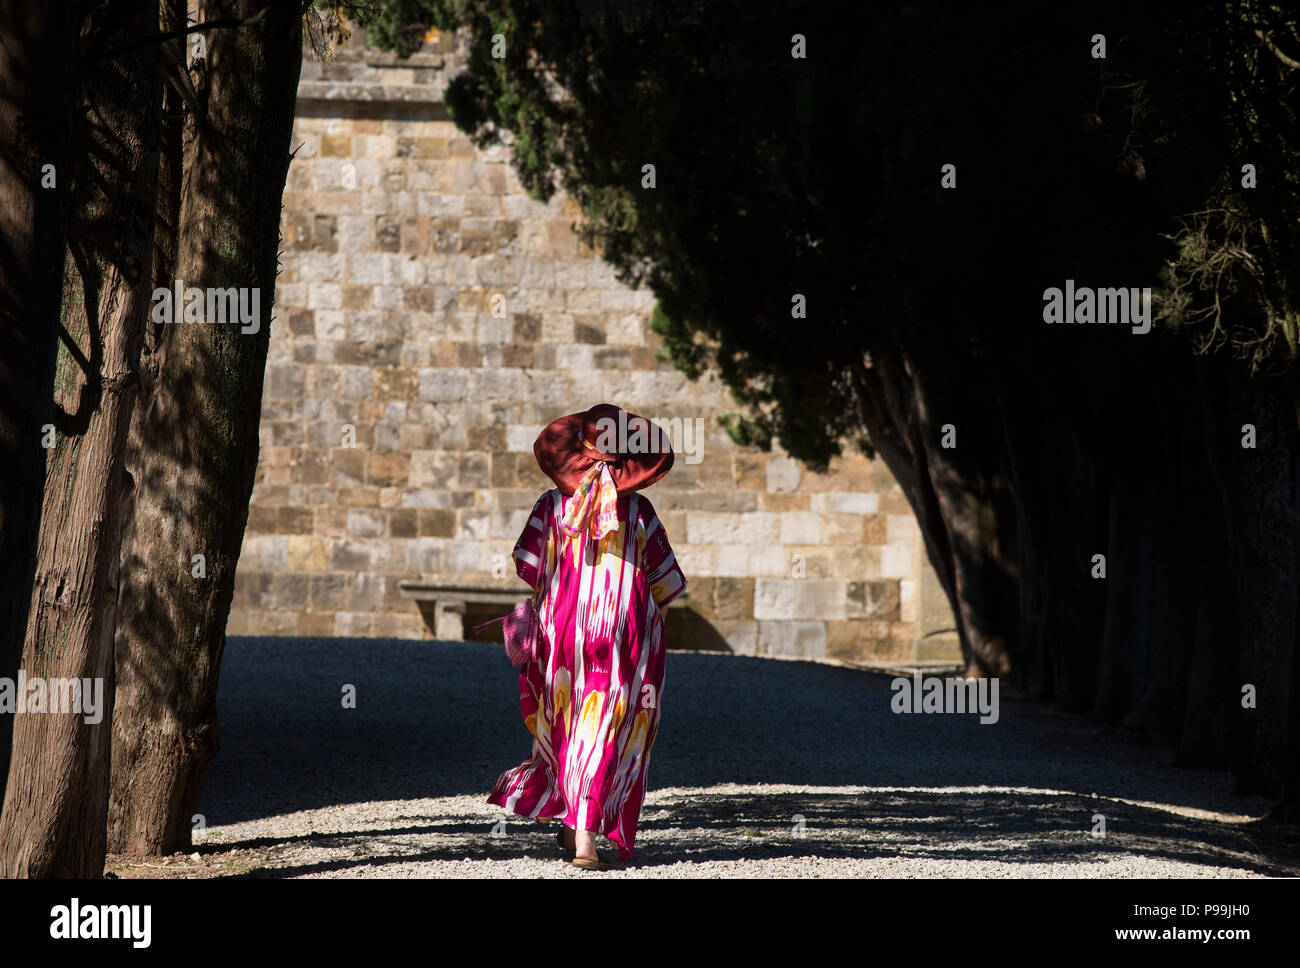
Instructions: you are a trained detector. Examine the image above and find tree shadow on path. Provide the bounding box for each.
[200,636,1300,874]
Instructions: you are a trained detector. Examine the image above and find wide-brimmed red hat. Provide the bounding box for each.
[534,403,674,496]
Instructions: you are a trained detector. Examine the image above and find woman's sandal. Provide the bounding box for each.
[572,850,624,871]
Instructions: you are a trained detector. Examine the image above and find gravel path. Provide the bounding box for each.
[163,636,1300,878]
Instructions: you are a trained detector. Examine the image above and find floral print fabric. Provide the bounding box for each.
[559,462,620,542]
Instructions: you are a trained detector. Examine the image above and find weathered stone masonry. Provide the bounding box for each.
[228,28,957,662]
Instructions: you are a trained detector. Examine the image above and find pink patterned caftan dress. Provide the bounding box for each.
[488,488,686,860]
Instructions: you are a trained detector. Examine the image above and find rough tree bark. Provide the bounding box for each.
[0,1,81,804]
[109,0,304,855]
[0,1,162,877]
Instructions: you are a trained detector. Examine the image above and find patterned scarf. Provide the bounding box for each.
[560,460,619,542]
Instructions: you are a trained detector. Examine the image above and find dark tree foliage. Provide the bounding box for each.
[365,0,1300,803]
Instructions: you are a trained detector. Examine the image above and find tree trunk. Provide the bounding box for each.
[108,0,304,856]
[0,1,81,804]
[903,347,1018,679]
[0,2,161,877]
[855,322,1300,799]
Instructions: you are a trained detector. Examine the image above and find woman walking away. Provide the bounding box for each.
[488,403,686,871]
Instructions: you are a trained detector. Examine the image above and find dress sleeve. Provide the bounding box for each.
[511,492,551,589]
[639,496,686,609]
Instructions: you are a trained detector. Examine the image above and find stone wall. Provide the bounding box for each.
[228,26,958,662]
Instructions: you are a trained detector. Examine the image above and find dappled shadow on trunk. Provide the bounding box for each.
[108,0,305,856]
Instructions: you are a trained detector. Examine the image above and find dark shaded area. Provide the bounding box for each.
[0,1,80,805]
[201,635,1299,872]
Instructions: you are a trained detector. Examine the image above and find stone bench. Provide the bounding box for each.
[397,579,687,640]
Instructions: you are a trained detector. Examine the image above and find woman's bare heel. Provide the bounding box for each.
[572,828,623,870]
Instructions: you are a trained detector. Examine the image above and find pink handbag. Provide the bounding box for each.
[472,593,541,666]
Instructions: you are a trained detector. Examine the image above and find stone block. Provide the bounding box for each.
[512,313,541,343]
[686,512,741,545]
[827,491,879,514]
[780,512,821,545]
[607,314,642,345]
[372,368,416,401]
[390,508,418,538]
[234,570,271,609]
[754,579,797,619]
[307,282,342,310]
[334,612,375,638]
[825,620,864,661]
[226,608,251,635]
[675,544,714,576]
[286,536,327,572]
[458,453,489,488]
[338,366,374,400]
[682,576,716,619]
[405,537,445,571]
[418,508,456,537]
[696,492,757,512]
[329,540,371,570]
[297,612,335,637]
[712,577,754,621]
[766,456,801,492]
[899,578,917,624]
[879,489,913,514]
[338,485,381,507]
[846,579,901,621]
[269,573,310,611]
[794,579,846,621]
[244,535,287,571]
[710,544,749,577]
[347,508,388,538]
[247,610,298,636]
[434,601,465,640]
[718,621,758,656]
[409,450,458,488]
[919,556,957,639]
[659,510,687,541]
[733,454,765,490]
[880,543,911,579]
[416,369,467,402]
[886,514,917,545]
[321,133,351,157]
[458,509,491,540]
[758,621,826,659]
[365,451,409,488]
[554,343,595,370]
[266,364,304,399]
[313,507,349,538]
[276,507,314,533]
[751,546,792,577]
[759,492,811,511]
[823,512,868,545]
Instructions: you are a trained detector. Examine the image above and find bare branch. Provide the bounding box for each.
[1255,28,1300,70]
